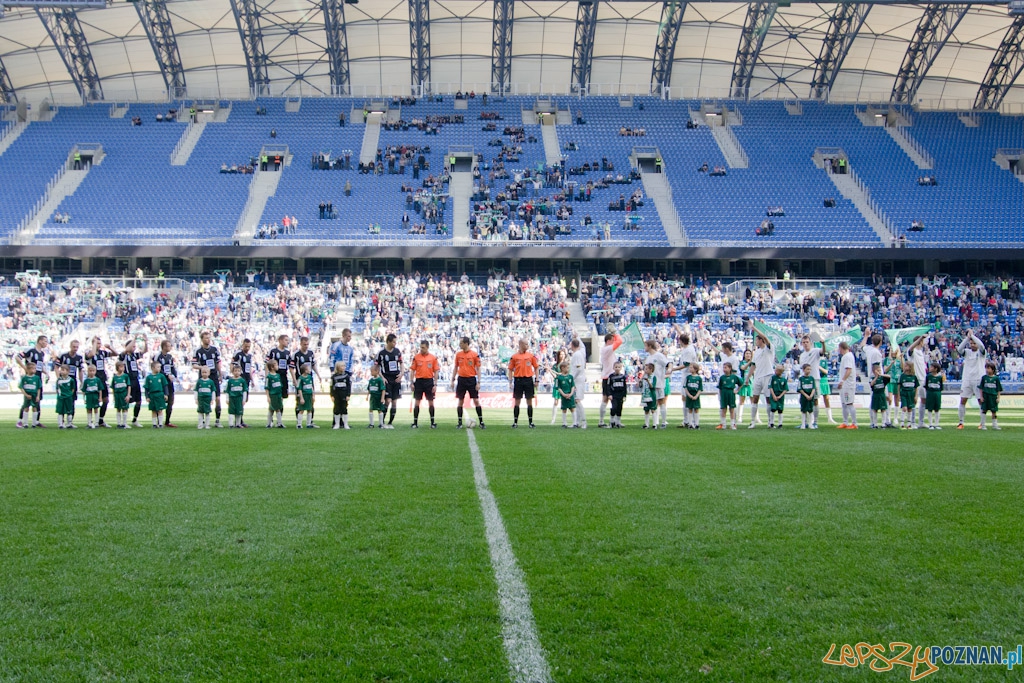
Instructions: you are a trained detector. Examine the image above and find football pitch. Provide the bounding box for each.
[1,407,1022,682]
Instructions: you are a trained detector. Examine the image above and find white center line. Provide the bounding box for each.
[467,429,553,683]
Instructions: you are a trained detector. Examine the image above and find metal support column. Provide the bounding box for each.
[730,1,777,100]
[408,0,430,93]
[228,0,270,97]
[36,7,103,101]
[570,0,599,96]
[891,3,969,105]
[650,0,686,95]
[974,15,1024,111]
[491,0,513,96]
[809,3,870,100]
[322,0,351,95]
[0,55,15,103]
[135,0,187,99]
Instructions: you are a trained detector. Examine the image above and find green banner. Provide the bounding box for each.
[619,322,647,355]
[885,324,933,347]
[498,346,513,364]
[753,321,796,363]
[823,326,863,354]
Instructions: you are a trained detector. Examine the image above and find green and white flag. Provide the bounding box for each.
[753,321,796,363]
[823,326,863,354]
[619,322,647,354]
[885,324,933,347]
[498,346,513,364]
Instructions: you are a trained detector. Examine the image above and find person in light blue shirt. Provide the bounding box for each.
[329,328,355,373]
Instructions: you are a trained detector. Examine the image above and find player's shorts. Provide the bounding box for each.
[800,396,816,413]
[413,379,436,401]
[56,397,74,415]
[601,378,612,397]
[916,385,927,401]
[85,394,101,410]
[900,392,916,409]
[654,381,666,401]
[768,398,784,413]
[685,396,702,411]
[738,383,752,398]
[196,400,212,415]
[752,375,771,397]
[819,377,832,396]
[560,396,576,410]
[114,392,130,411]
[887,380,899,395]
[643,399,657,413]
[147,394,167,412]
[960,378,981,399]
[839,382,855,405]
[228,397,245,416]
[211,375,222,397]
[21,398,39,411]
[574,380,586,399]
[455,376,479,400]
[512,377,535,401]
[278,371,290,399]
[268,394,283,412]
[981,394,999,413]
[129,380,142,404]
[870,392,888,412]
[925,392,942,412]
[384,378,402,400]
[719,393,736,410]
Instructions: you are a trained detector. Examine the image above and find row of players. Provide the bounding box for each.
[12,325,1007,431]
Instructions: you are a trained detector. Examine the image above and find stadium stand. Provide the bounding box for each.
[1,98,1023,248]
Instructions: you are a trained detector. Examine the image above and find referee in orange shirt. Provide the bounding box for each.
[451,336,485,429]
[508,339,540,429]
[410,339,440,429]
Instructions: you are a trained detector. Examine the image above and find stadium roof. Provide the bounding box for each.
[0,0,1022,111]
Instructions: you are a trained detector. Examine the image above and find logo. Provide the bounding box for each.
[824,643,1022,680]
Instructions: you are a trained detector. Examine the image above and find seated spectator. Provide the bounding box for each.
[698,162,708,173]
[756,219,775,236]
[156,113,163,122]
[344,180,352,197]
[910,220,925,232]
[270,129,277,138]
[710,166,727,177]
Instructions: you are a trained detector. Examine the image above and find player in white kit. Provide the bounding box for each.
[747,329,774,429]
[598,330,623,428]
[671,331,698,428]
[957,331,986,429]
[837,341,858,428]
[907,333,930,428]
[644,339,670,429]
[570,338,588,429]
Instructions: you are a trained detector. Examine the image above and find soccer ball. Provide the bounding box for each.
[466,418,477,429]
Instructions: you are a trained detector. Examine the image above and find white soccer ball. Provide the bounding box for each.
[466,418,477,429]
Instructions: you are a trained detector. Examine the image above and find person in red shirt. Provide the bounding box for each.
[409,339,440,429]
[507,339,540,429]
[450,336,485,429]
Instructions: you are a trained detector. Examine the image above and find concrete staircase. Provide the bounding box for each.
[450,171,474,243]
[0,120,29,156]
[232,170,282,245]
[359,113,382,165]
[884,125,933,170]
[826,167,895,245]
[641,172,688,246]
[170,122,206,165]
[710,125,749,169]
[567,299,596,344]
[540,123,562,166]
[11,168,89,244]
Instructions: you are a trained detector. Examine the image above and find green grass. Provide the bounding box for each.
[1,407,1022,681]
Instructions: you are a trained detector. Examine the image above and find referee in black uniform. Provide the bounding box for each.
[232,339,254,428]
[267,334,292,401]
[119,337,146,426]
[374,333,404,429]
[155,339,178,427]
[86,336,114,427]
[291,336,319,427]
[192,331,223,428]
[57,339,85,421]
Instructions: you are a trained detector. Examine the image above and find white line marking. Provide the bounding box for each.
[468,429,553,683]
